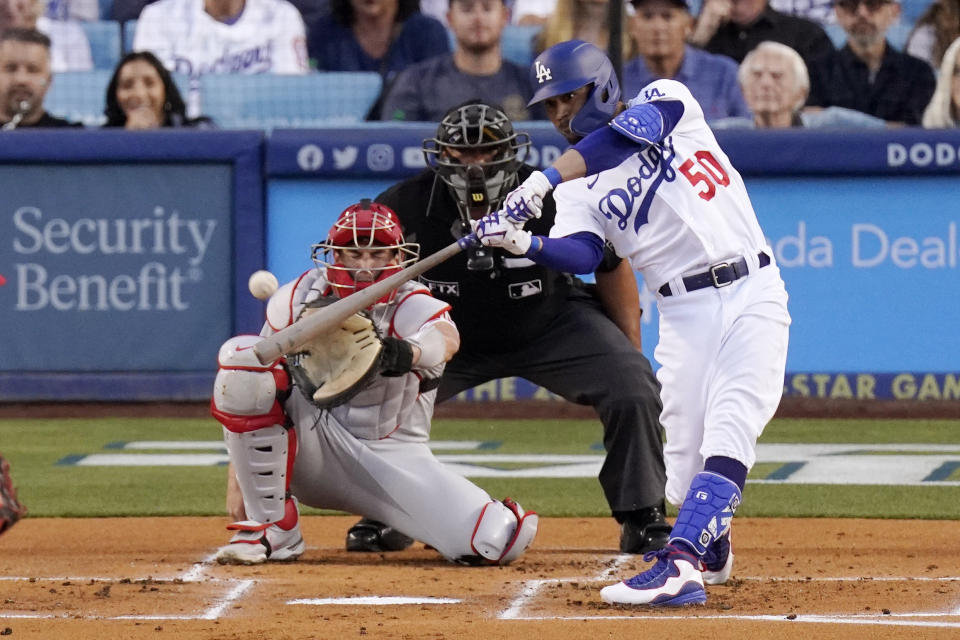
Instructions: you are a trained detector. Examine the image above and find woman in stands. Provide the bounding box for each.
[533,0,632,55]
[922,35,960,127]
[906,0,960,68]
[103,51,213,129]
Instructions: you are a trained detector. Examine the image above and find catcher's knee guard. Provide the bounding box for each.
[470,498,539,565]
[212,335,296,524]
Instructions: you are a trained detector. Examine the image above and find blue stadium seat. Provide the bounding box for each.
[501,25,541,67]
[80,20,122,70]
[197,72,383,129]
[900,0,931,25]
[46,70,113,126]
[123,20,137,53]
[824,23,847,47]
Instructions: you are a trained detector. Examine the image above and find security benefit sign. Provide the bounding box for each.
[749,174,960,401]
[0,164,233,371]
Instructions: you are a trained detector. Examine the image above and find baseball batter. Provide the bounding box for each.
[476,40,790,605]
[213,200,538,566]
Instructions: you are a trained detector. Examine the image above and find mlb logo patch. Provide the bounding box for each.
[508,279,542,299]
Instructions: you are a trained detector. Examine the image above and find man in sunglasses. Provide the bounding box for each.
[688,0,834,66]
[806,0,935,125]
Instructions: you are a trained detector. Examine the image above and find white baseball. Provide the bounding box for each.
[248,270,279,300]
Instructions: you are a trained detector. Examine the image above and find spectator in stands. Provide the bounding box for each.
[103,51,214,128]
[534,0,633,56]
[133,0,308,78]
[689,0,834,65]
[623,0,749,121]
[45,0,99,21]
[511,0,553,26]
[117,0,328,25]
[807,0,935,125]
[906,0,960,68]
[767,0,835,25]
[110,0,153,21]
[715,39,885,127]
[379,0,543,122]
[307,0,448,74]
[0,28,82,127]
[0,0,93,71]
[922,35,960,126]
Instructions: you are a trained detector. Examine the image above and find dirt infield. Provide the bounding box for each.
[0,516,957,639]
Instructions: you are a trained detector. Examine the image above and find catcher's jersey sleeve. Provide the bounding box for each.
[550,78,769,290]
[390,285,454,341]
[134,0,308,77]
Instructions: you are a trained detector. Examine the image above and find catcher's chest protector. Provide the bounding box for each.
[273,271,438,441]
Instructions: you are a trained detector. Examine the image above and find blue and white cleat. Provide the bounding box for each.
[600,544,706,606]
[701,530,734,585]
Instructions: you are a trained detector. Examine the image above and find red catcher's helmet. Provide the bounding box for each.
[312,199,419,303]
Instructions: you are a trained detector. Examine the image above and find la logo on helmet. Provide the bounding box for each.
[534,60,552,84]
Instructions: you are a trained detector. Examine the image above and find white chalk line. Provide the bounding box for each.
[0,553,255,621]
[499,567,960,628]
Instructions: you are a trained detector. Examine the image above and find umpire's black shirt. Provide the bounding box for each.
[377,166,594,354]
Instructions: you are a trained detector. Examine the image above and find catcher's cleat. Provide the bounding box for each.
[601,543,706,606]
[217,499,305,565]
[618,504,671,554]
[345,518,414,552]
[701,529,734,585]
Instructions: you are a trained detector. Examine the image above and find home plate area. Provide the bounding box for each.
[0,516,957,638]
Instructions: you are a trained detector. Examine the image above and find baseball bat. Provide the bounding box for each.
[253,234,477,365]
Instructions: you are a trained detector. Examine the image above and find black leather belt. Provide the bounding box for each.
[658,252,771,297]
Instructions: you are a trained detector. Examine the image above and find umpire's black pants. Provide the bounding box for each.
[437,294,666,516]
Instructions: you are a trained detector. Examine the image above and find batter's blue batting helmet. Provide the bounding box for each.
[527,39,621,137]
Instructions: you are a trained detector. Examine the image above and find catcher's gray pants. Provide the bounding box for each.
[284,391,493,560]
[438,294,667,515]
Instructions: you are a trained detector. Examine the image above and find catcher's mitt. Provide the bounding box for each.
[287,298,383,409]
[0,454,26,535]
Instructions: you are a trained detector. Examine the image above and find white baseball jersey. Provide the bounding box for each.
[550,79,790,505]
[550,79,770,294]
[133,0,308,78]
[264,268,454,441]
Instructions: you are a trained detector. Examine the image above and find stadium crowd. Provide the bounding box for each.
[1,0,959,128]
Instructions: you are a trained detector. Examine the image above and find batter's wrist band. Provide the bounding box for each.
[542,167,562,188]
[525,236,544,256]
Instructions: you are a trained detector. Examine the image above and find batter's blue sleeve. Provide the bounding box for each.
[525,231,605,274]
[573,100,686,176]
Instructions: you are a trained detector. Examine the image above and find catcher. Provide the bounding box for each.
[212,199,538,565]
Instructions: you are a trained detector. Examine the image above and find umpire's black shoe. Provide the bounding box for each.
[618,504,672,554]
[345,518,414,552]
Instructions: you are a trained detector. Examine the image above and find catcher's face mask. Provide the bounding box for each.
[312,199,418,304]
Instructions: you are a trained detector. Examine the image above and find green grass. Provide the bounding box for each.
[0,416,957,519]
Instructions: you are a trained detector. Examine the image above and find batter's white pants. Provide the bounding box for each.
[654,262,790,507]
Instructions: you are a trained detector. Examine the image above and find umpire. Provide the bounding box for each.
[347,100,669,554]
